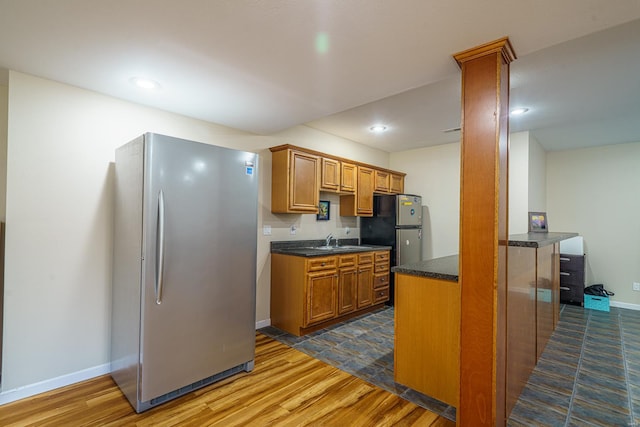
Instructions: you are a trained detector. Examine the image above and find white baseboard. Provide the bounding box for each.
[0,363,110,406]
[2,319,274,406]
[255,318,271,329]
[610,301,640,311]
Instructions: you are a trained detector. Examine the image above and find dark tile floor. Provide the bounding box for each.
[259,304,639,426]
[508,304,639,426]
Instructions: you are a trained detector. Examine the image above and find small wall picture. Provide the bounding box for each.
[528,212,549,233]
[317,200,330,221]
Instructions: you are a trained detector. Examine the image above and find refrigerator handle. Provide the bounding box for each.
[155,190,165,305]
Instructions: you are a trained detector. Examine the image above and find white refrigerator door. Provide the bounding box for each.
[140,134,258,403]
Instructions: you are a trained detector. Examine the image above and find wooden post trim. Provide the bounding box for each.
[454,37,515,426]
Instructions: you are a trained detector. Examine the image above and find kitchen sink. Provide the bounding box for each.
[305,245,372,251]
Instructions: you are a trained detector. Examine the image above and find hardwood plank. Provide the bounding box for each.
[0,334,454,426]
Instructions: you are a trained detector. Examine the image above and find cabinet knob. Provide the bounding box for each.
[321,262,326,266]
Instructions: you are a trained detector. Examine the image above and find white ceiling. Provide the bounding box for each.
[1,1,639,152]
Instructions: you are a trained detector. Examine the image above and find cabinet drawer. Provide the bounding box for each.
[358,252,374,265]
[560,270,584,287]
[375,251,390,263]
[339,254,357,267]
[559,254,584,273]
[375,262,390,273]
[307,257,337,271]
[374,273,389,289]
[560,284,583,305]
[373,286,390,303]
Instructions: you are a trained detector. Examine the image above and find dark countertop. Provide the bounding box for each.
[508,232,579,248]
[391,233,579,281]
[271,239,392,257]
[392,255,459,282]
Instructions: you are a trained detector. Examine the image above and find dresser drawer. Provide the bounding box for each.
[374,262,390,273]
[358,252,374,265]
[559,253,585,273]
[373,286,390,303]
[375,251,390,263]
[560,270,584,287]
[307,256,337,272]
[374,273,390,288]
[560,283,584,305]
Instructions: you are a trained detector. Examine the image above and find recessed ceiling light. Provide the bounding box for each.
[130,77,161,90]
[369,124,388,133]
[510,107,529,116]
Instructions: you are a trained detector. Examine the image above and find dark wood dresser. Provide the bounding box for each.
[559,253,585,305]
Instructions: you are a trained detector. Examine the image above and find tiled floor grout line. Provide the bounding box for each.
[563,308,590,427]
[620,313,636,427]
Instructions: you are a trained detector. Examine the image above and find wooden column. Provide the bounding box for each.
[454,38,515,426]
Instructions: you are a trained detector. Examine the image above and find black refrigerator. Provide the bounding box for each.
[360,194,423,305]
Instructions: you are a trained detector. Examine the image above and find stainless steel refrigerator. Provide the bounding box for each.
[110,133,258,413]
[360,194,423,304]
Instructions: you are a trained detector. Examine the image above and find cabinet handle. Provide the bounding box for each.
[155,190,165,305]
[560,257,570,262]
[560,272,570,276]
[560,286,571,291]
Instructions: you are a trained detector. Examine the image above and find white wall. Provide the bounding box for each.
[1,71,390,397]
[528,134,546,213]
[508,131,547,234]
[0,84,7,220]
[390,142,460,259]
[509,132,530,234]
[547,141,640,306]
[2,71,261,393]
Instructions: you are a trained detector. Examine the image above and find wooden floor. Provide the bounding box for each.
[0,334,453,426]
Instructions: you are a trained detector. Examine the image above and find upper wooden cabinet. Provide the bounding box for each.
[270,144,405,215]
[340,166,374,217]
[374,170,390,193]
[271,147,319,213]
[375,170,404,194]
[320,157,341,192]
[340,162,356,194]
[390,173,404,194]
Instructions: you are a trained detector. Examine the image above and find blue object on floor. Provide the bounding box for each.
[584,294,610,312]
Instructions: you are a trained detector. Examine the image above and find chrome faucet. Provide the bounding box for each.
[325,233,333,247]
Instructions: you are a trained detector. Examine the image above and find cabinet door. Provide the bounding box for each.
[357,166,374,216]
[338,266,357,315]
[374,170,390,193]
[290,151,319,212]
[341,162,356,193]
[305,270,338,326]
[357,264,374,308]
[390,173,404,194]
[321,157,340,192]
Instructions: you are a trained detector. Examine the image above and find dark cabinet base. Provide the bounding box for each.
[559,253,585,305]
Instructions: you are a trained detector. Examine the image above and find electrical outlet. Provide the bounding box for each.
[633,282,640,291]
[262,225,272,236]
[345,226,350,235]
[290,225,297,235]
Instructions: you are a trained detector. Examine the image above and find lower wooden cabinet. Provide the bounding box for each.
[338,255,357,315]
[373,251,390,303]
[394,273,460,407]
[306,269,338,325]
[271,250,389,336]
[357,253,374,308]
